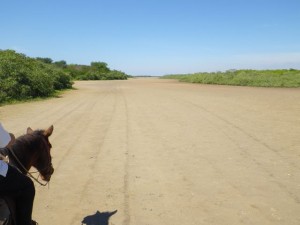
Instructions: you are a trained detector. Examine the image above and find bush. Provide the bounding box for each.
[0,49,128,104]
[64,62,128,81]
[162,70,300,87]
[0,50,72,104]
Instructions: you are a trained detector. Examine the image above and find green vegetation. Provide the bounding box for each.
[162,70,300,88]
[0,50,129,104]
[65,62,128,80]
[35,57,128,81]
[0,50,72,104]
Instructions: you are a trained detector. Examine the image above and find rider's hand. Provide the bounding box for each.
[0,153,9,163]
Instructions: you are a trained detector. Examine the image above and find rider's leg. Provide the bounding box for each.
[0,164,35,225]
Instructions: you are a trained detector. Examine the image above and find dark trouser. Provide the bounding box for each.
[0,164,35,225]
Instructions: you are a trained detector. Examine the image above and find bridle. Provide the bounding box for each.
[8,137,53,187]
[9,148,49,186]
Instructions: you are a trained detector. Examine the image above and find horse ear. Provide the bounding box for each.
[44,125,54,137]
[109,210,118,217]
[27,127,34,134]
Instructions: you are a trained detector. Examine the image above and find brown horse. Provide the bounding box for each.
[0,125,55,225]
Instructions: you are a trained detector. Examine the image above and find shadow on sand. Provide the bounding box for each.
[81,210,117,225]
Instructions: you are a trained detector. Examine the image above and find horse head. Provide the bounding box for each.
[9,125,55,183]
[26,125,55,182]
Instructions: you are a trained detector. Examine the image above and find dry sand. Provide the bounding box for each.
[1,78,300,225]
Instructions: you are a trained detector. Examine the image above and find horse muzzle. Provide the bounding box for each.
[41,166,54,182]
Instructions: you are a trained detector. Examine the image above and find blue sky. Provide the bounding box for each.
[1,0,300,75]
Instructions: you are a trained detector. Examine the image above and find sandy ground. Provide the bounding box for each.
[1,78,300,225]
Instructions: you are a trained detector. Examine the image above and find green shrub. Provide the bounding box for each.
[162,69,300,87]
[0,49,128,104]
[0,50,73,104]
[64,62,128,81]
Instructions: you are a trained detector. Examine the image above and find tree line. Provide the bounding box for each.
[0,50,128,104]
[35,57,128,81]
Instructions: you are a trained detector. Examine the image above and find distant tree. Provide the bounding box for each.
[90,61,110,73]
[54,60,67,68]
[36,57,53,64]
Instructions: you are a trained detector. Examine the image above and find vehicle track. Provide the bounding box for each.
[1,79,299,225]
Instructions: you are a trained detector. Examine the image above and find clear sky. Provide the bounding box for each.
[1,0,300,76]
